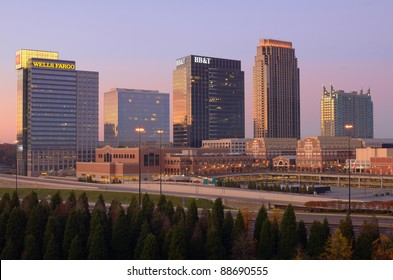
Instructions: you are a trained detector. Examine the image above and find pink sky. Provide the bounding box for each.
[1,0,392,143]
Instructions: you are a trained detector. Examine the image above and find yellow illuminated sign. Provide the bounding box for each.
[32,61,75,70]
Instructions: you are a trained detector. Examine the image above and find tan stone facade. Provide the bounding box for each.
[296,136,362,172]
[245,138,297,168]
[356,147,393,174]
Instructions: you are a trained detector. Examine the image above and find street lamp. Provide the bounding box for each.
[14,140,18,195]
[135,126,145,207]
[345,123,353,214]
[156,129,164,195]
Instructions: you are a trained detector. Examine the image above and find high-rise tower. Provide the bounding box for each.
[104,88,170,147]
[173,55,245,148]
[253,39,300,139]
[16,49,98,176]
[320,85,374,138]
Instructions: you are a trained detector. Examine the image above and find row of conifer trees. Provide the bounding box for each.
[0,190,392,259]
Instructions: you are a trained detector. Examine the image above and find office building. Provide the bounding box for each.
[16,49,98,176]
[253,39,300,139]
[320,85,374,138]
[202,138,252,154]
[104,88,170,147]
[173,55,245,148]
[296,136,362,172]
[245,138,298,167]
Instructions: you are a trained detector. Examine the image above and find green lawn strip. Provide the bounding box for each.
[0,187,215,209]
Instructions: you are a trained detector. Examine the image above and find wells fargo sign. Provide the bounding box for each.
[32,61,76,70]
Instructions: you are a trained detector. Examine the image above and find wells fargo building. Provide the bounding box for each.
[173,55,245,148]
[16,49,98,176]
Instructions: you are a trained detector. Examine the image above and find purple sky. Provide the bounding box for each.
[1,0,392,143]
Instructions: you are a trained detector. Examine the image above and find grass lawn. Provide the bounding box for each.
[0,187,216,209]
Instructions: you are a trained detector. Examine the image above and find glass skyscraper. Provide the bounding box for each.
[104,88,170,147]
[16,49,98,176]
[320,85,374,138]
[253,39,300,139]
[173,55,245,148]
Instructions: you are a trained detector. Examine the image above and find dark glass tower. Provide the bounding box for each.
[16,50,98,176]
[173,55,245,148]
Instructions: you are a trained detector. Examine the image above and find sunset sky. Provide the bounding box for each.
[1,0,392,143]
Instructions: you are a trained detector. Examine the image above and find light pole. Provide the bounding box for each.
[345,124,353,214]
[156,129,164,195]
[14,140,19,195]
[135,126,145,207]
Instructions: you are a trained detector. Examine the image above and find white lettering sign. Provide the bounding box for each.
[176,58,186,66]
[194,56,211,64]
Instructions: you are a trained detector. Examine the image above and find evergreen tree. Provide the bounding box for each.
[271,216,280,258]
[65,191,77,213]
[50,191,63,213]
[25,204,48,258]
[127,196,139,219]
[186,200,198,229]
[297,220,308,250]
[88,223,108,259]
[211,198,224,233]
[232,211,245,241]
[111,208,132,259]
[108,199,123,227]
[257,219,274,259]
[0,212,10,253]
[21,191,39,216]
[44,234,61,260]
[339,213,355,246]
[168,223,187,260]
[254,205,268,241]
[320,228,352,260]
[63,210,80,259]
[164,200,175,222]
[308,220,330,259]
[5,207,26,257]
[0,192,11,214]
[88,207,109,252]
[141,193,154,222]
[43,216,62,257]
[189,222,205,259]
[22,234,40,259]
[205,224,225,260]
[222,211,234,258]
[10,190,20,209]
[279,204,297,259]
[172,204,186,225]
[134,220,150,259]
[157,195,167,213]
[68,235,84,260]
[140,233,159,260]
[76,192,90,213]
[1,239,18,259]
[354,219,380,259]
[95,194,106,213]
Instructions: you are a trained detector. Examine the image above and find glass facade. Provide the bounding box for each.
[104,89,170,147]
[16,50,98,176]
[253,39,300,139]
[320,85,374,138]
[173,55,245,148]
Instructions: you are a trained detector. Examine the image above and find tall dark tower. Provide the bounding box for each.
[253,39,300,139]
[173,55,245,147]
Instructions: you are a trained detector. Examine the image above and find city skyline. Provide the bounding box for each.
[1,1,393,143]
